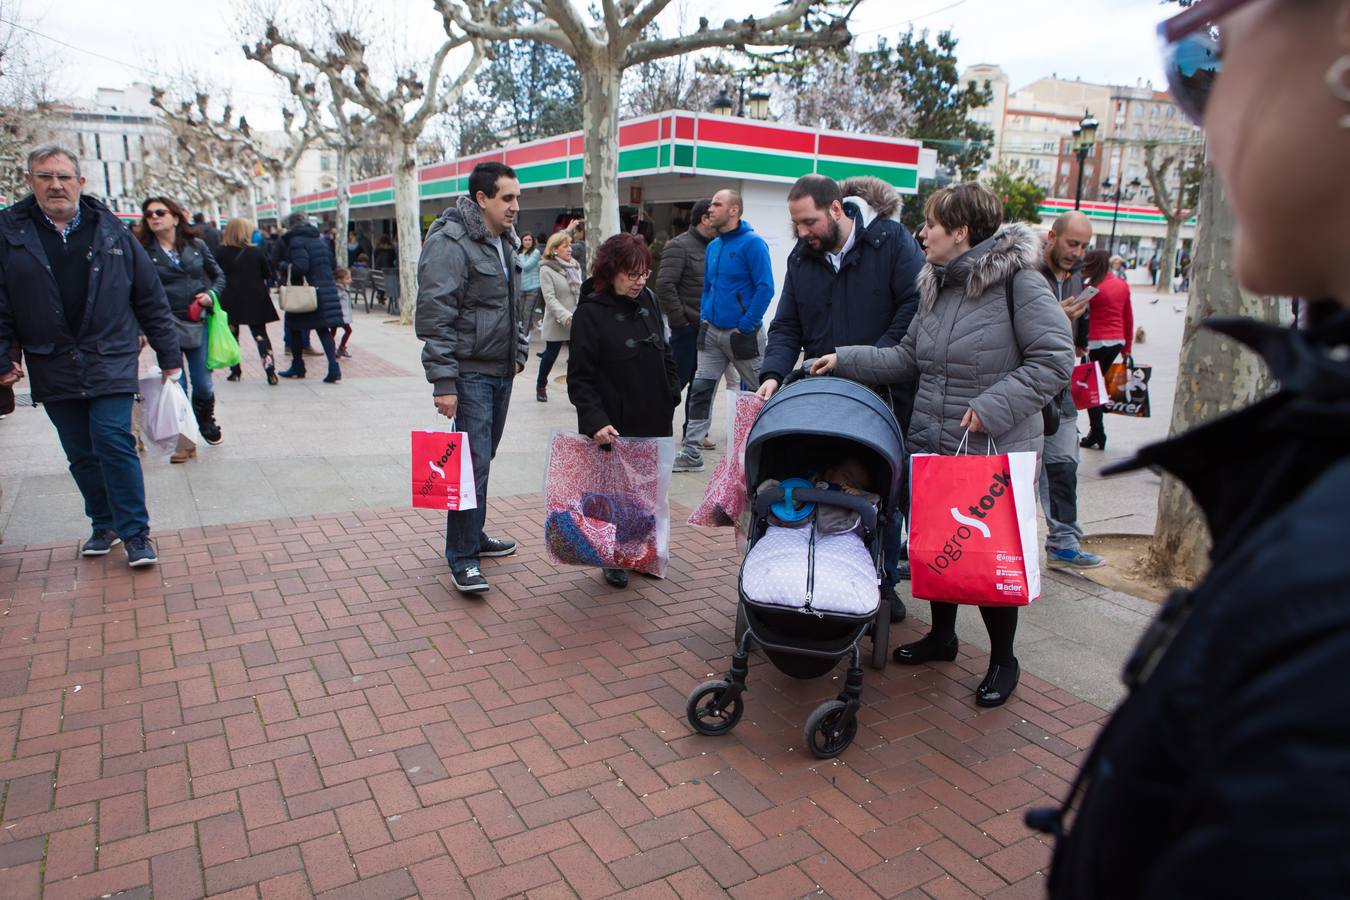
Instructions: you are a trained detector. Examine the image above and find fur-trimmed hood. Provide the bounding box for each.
[425,195,520,248]
[839,175,901,221]
[919,223,1042,310]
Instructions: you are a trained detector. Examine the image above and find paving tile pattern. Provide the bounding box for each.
[0,495,1108,898]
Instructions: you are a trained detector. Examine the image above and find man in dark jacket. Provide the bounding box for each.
[415,162,528,595]
[655,199,716,429]
[193,212,222,255]
[1037,212,1104,570]
[0,143,180,567]
[760,173,927,614]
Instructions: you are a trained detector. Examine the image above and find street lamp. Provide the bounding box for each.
[1072,110,1099,210]
[746,86,771,120]
[712,89,734,116]
[1104,175,1143,252]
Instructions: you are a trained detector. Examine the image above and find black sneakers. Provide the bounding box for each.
[124,535,158,568]
[478,536,517,558]
[81,529,121,556]
[451,564,489,594]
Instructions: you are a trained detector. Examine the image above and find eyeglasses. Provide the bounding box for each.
[31,172,78,184]
[624,271,651,282]
[1157,0,1258,125]
[145,209,172,219]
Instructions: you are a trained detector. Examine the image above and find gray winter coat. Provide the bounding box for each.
[834,224,1073,456]
[654,225,711,330]
[416,196,528,396]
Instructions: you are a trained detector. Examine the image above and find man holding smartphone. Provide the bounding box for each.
[1037,212,1105,569]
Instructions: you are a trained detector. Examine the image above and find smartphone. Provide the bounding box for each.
[1074,286,1100,304]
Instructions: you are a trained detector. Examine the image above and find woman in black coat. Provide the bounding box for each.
[216,218,280,385]
[138,196,227,456]
[277,212,343,383]
[567,233,681,589]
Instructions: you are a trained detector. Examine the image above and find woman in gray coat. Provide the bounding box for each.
[814,182,1072,707]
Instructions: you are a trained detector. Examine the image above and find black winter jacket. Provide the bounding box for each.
[0,195,179,402]
[1043,310,1350,898]
[654,226,711,330]
[567,278,681,440]
[280,224,344,330]
[760,180,926,387]
[143,238,226,321]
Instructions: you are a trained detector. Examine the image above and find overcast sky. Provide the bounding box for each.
[11,0,1170,128]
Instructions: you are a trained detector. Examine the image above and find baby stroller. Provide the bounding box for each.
[685,371,905,759]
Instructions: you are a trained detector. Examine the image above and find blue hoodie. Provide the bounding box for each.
[700,220,774,332]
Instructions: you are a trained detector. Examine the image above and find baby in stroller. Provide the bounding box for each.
[740,457,881,618]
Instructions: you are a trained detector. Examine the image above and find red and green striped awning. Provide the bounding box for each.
[1038,197,1197,226]
[289,110,925,216]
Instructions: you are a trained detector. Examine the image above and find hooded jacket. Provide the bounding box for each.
[654,223,713,330]
[0,194,179,402]
[280,223,344,330]
[700,220,774,333]
[567,277,681,440]
[1045,310,1350,899]
[416,196,528,395]
[760,176,926,387]
[832,224,1073,456]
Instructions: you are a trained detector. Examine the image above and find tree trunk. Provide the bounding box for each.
[1156,218,1181,295]
[335,143,352,269]
[275,169,293,219]
[392,132,422,326]
[1147,164,1282,583]
[580,61,623,265]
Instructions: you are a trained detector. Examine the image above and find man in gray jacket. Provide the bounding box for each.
[655,199,716,432]
[416,162,528,594]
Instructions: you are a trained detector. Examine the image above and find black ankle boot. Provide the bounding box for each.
[1080,430,1106,450]
[893,633,959,665]
[191,396,223,445]
[976,658,1020,707]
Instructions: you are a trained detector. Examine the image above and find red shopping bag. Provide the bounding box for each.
[411,429,477,510]
[909,450,1040,605]
[1070,359,1108,410]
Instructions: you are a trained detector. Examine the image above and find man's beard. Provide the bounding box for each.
[811,218,842,252]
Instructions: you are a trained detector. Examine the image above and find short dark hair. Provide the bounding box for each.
[689,199,712,224]
[787,174,841,211]
[591,233,652,294]
[922,182,1003,247]
[469,162,517,201]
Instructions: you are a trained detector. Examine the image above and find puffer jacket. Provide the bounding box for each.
[144,238,226,322]
[280,224,344,330]
[415,196,528,395]
[833,224,1073,455]
[654,225,711,330]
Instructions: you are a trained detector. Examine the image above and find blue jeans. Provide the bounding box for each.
[178,340,214,401]
[445,372,513,569]
[44,394,150,539]
[537,341,565,388]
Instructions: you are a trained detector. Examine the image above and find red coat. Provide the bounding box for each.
[1087,276,1134,354]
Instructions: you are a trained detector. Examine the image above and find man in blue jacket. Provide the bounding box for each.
[758,173,926,615]
[0,144,181,566]
[674,189,774,472]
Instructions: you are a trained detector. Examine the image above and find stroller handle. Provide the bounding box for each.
[780,365,820,389]
[754,485,878,534]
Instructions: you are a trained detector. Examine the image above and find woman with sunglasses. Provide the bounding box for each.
[566,233,682,589]
[1038,2,1350,896]
[138,196,226,462]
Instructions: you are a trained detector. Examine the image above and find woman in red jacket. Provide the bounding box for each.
[1080,249,1133,449]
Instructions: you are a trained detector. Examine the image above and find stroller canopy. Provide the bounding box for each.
[745,376,906,509]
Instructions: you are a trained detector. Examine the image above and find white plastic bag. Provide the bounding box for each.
[139,368,202,456]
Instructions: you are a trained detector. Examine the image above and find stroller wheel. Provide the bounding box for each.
[686,680,744,736]
[870,592,892,671]
[805,700,858,759]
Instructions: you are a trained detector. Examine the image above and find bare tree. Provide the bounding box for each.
[150,87,316,220]
[622,53,724,118]
[251,21,483,324]
[149,109,259,222]
[1147,161,1285,583]
[1143,140,1203,294]
[0,4,59,201]
[243,40,374,266]
[436,0,856,248]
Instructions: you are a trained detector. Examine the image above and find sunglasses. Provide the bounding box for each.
[145,209,172,219]
[1157,0,1259,125]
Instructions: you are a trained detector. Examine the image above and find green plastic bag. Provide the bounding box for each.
[205,297,242,370]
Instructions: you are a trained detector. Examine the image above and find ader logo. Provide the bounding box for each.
[925,470,1012,576]
[418,439,458,497]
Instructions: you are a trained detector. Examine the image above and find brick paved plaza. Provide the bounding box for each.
[0,493,1108,899]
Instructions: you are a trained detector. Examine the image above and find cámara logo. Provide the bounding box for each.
[925,470,1011,576]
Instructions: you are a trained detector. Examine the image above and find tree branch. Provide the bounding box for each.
[625,5,852,66]
[433,0,575,54]
[623,0,673,44]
